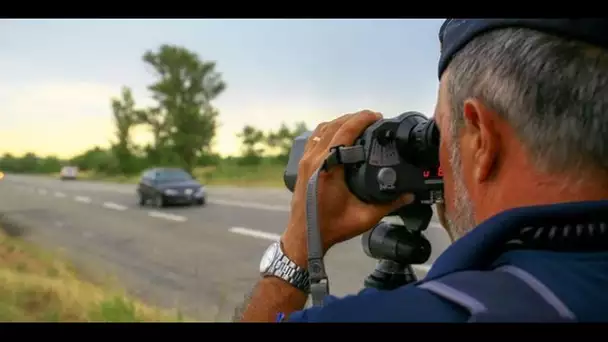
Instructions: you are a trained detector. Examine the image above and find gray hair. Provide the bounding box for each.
[445,27,608,175]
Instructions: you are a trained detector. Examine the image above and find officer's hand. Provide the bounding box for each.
[282,110,415,263]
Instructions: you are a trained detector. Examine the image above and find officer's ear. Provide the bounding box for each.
[461,99,501,183]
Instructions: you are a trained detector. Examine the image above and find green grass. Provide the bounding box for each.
[68,163,287,188]
[0,229,186,322]
[197,163,286,188]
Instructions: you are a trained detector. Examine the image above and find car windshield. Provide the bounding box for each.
[156,170,192,182]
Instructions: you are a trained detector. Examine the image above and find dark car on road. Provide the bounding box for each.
[136,167,207,208]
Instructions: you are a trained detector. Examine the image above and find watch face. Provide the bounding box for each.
[259,242,279,273]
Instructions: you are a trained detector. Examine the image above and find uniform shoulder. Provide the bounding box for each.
[286,284,469,322]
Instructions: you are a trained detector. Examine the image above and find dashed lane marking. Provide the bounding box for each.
[148,210,187,222]
[210,199,290,212]
[229,226,281,241]
[103,202,127,211]
[74,196,92,203]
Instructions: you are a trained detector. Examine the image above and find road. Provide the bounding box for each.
[0,174,452,321]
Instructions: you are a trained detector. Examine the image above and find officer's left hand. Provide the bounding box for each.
[282,111,415,263]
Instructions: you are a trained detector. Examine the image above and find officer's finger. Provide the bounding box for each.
[305,121,329,153]
[360,193,416,227]
[328,110,382,148]
[316,113,355,152]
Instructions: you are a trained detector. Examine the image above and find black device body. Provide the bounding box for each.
[283,111,444,290]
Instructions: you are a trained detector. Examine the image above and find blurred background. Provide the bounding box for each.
[0,18,449,322]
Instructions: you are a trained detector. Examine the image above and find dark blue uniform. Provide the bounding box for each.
[286,200,608,322]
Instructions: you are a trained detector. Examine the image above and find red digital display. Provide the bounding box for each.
[423,166,443,178]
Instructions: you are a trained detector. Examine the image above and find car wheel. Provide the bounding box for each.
[154,193,166,208]
[138,192,146,206]
[195,197,206,206]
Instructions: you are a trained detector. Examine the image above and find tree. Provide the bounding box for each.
[38,156,62,173]
[134,107,173,166]
[70,147,117,174]
[19,153,39,173]
[142,44,226,173]
[0,153,17,172]
[238,125,266,165]
[266,121,309,162]
[110,86,139,174]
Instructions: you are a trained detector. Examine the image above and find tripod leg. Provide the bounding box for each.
[364,260,418,290]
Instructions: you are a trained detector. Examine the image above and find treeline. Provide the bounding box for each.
[0,153,64,174]
[0,121,308,175]
[0,44,309,176]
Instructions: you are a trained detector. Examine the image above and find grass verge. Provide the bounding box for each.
[0,227,183,322]
[63,163,287,188]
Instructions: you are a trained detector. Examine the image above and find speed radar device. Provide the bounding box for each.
[283,111,443,305]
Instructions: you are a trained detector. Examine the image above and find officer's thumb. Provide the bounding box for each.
[368,193,416,226]
[402,193,415,205]
[388,193,416,212]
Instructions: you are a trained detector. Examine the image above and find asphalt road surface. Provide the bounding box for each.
[0,174,452,321]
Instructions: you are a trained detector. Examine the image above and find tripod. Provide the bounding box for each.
[361,203,433,290]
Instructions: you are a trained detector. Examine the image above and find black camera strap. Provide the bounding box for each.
[306,145,366,307]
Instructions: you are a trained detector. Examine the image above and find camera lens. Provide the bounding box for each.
[416,119,440,168]
[395,114,440,169]
[426,119,440,148]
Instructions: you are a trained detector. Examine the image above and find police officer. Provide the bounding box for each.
[234,19,608,322]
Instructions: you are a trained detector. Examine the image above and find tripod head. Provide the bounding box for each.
[361,202,433,290]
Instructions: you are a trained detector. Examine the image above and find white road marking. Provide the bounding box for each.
[37,189,47,195]
[229,227,281,241]
[207,199,443,233]
[210,199,289,212]
[74,196,92,203]
[54,192,66,198]
[103,202,127,211]
[148,211,187,222]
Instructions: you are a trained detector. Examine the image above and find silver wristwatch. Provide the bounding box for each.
[259,241,310,293]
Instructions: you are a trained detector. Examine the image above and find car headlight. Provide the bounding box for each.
[164,189,178,196]
[195,186,205,195]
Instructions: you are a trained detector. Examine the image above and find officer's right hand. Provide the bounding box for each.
[282,111,415,261]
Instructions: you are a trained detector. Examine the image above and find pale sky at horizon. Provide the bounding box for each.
[1,19,444,158]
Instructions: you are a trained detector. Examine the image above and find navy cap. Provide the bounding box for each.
[438,19,608,79]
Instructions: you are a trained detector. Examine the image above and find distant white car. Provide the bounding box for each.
[59,166,79,180]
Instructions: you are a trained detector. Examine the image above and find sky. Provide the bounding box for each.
[0,19,444,158]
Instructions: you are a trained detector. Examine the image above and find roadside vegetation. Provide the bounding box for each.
[0,44,306,321]
[0,227,183,322]
[0,44,308,188]
[71,163,286,188]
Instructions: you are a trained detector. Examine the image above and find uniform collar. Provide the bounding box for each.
[425,200,608,279]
